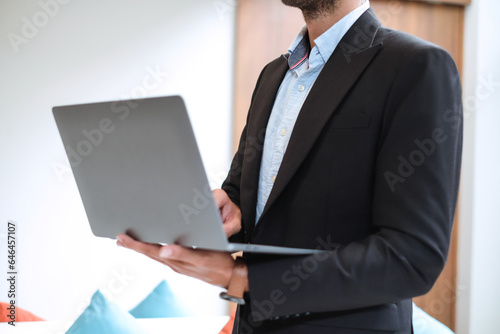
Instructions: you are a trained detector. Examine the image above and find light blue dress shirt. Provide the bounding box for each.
[255,1,370,223]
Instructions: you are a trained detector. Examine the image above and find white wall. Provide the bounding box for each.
[0,0,236,327]
[457,0,500,333]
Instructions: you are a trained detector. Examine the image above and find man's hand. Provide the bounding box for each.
[115,189,246,291]
[116,233,241,289]
[213,189,242,238]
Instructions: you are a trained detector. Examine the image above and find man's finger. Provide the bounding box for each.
[158,244,208,264]
[213,188,229,210]
[116,233,161,255]
[223,221,240,237]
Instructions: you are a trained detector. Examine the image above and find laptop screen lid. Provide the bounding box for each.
[53,95,232,251]
[53,95,322,255]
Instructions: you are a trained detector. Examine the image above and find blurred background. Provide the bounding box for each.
[0,0,235,328]
[1,0,499,333]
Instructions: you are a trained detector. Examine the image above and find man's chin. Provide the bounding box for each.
[281,0,338,12]
[281,0,314,9]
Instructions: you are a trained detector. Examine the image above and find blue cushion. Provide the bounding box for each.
[413,303,454,334]
[129,280,187,318]
[66,290,149,334]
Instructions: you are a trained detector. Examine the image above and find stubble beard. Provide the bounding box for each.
[281,0,341,21]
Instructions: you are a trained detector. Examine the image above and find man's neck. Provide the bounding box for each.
[304,0,365,49]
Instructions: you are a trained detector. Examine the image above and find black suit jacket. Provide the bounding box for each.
[222,9,462,334]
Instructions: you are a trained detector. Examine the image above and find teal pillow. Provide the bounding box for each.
[66,290,149,334]
[129,280,187,318]
[412,303,454,334]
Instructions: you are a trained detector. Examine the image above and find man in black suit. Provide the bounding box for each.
[118,0,463,333]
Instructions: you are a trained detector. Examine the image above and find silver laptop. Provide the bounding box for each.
[53,95,320,255]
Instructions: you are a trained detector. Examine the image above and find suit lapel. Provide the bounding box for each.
[257,9,383,225]
[245,56,290,148]
[239,56,289,237]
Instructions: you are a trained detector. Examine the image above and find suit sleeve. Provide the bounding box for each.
[245,46,463,317]
[222,124,248,243]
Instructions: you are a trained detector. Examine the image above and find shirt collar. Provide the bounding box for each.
[287,26,310,70]
[286,1,370,68]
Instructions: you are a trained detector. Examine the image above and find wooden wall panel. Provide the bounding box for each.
[233,0,303,148]
[371,0,464,73]
[234,0,464,330]
[409,0,471,5]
